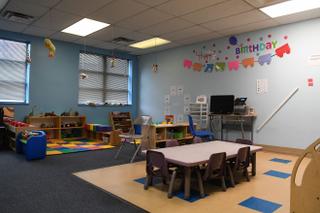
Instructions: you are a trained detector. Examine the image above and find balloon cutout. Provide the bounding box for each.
[44,38,56,58]
[229,36,237,46]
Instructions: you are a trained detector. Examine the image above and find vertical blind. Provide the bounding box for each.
[78,52,132,105]
[0,39,29,103]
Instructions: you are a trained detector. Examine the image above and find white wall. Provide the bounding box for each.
[138,18,320,149]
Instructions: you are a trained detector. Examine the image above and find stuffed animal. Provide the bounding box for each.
[44,38,56,58]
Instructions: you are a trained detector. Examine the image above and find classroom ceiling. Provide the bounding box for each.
[1,0,320,55]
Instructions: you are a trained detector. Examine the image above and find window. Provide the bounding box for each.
[0,38,30,103]
[78,52,132,105]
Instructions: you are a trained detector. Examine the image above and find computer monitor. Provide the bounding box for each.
[210,95,235,114]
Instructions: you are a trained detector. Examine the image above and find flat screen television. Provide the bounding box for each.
[210,95,235,114]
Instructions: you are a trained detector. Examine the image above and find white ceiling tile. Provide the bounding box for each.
[23,26,56,37]
[88,26,131,42]
[51,32,80,42]
[73,37,102,46]
[219,19,279,36]
[88,0,148,24]
[178,32,222,45]
[13,0,61,8]
[0,19,27,32]
[182,0,254,24]
[138,17,194,36]
[244,0,286,8]
[91,41,118,50]
[156,0,226,16]
[162,25,211,41]
[134,0,170,7]
[122,31,152,42]
[275,8,320,25]
[5,0,49,18]
[54,0,113,16]
[202,10,270,31]
[32,9,81,31]
[116,8,173,31]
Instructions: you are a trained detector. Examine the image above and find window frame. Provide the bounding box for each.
[0,37,31,105]
[78,51,133,106]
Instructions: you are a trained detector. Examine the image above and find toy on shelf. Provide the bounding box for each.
[16,130,47,160]
[165,115,174,124]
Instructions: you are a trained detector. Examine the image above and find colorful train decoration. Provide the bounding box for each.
[184,42,291,72]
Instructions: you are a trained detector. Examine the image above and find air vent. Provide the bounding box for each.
[2,10,34,24]
[112,37,135,45]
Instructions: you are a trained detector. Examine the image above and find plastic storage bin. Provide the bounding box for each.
[16,131,47,160]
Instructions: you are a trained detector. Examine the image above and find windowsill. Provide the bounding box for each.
[0,102,29,105]
[78,103,132,107]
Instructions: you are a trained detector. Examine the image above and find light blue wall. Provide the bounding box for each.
[138,18,320,149]
[0,30,138,124]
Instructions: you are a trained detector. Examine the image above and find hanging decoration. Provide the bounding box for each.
[44,38,56,58]
[183,34,291,73]
[80,73,88,80]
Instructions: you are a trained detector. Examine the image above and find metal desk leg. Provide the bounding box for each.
[130,143,141,163]
[114,139,125,159]
[251,152,257,176]
[184,167,191,199]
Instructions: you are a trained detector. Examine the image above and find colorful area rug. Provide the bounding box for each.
[46,139,114,156]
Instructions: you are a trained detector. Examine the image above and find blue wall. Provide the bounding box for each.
[0,30,138,124]
[138,18,320,149]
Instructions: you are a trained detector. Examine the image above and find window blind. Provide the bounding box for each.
[0,39,29,103]
[78,53,132,105]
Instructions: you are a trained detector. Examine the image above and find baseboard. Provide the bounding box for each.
[257,144,304,156]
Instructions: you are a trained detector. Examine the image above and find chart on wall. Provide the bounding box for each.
[183,33,291,73]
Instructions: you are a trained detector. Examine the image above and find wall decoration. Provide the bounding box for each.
[184,94,191,104]
[44,38,56,58]
[183,34,291,73]
[192,63,203,72]
[308,54,320,66]
[164,95,170,104]
[170,86,177,96]
[307,78,314,87]
[183,59,192,69]
[257,79,268,94]
[204,63,214,72]
[215,63,225,71]
[183,105,190,114]
[177,85,184,96]
[196,95,207,104]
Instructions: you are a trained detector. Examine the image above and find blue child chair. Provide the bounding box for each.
[188,115,214,141]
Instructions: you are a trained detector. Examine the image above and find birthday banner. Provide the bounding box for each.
[183,34,291,72]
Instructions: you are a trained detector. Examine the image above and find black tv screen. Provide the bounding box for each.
[210,95,235,114]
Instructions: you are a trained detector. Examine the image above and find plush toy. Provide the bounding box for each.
[44,38,56,58]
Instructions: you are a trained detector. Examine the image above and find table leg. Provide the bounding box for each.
[251,152,257,176]
[195,169,205,198]
[184,167,191,199]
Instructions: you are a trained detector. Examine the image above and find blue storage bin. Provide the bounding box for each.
[134,124,141,134]
[16,131,47,160]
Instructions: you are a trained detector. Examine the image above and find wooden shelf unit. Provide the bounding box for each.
[109,112,133,133]
[26,116,86,140]
[148,123,193,148]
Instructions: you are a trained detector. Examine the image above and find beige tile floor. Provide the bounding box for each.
[74,151,299,213]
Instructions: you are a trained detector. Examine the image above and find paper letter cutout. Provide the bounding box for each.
[193,63,203,72]
[204,64,214,72]
[275,43,290,58]
[215,62,225,71]
[308,78,313,87]
[228,60,240,71]
[242,57,254,68]
[183,59,192,69]
[258,53,272,65]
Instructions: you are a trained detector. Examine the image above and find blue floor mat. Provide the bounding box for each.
[270,158,291,164]
[134,177,207,202]
[264,170,291,179]
[239,196,282,213]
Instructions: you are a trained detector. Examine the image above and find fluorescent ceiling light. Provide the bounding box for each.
[130,37,170,49]
[62,18,109,37]
[260,0,320,18]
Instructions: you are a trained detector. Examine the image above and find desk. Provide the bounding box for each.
[209,114,256,141]
[151,141,262,199]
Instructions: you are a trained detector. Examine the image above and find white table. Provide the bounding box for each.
[148,141,263,199]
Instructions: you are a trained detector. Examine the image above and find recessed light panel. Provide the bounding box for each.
[62,18,110,37]
[129,37,170,49]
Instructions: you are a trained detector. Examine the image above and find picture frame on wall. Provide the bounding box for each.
[196,95,207,104]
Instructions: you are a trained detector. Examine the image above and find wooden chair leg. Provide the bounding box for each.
[244,168,250,182]
[221,176,227,191]
[227,164,235,187]
[168,170,177,199]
